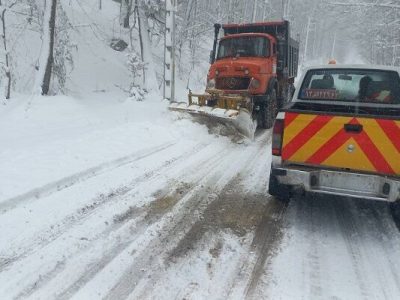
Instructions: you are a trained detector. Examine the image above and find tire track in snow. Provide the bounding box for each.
[253,195,400,300]
[0,142,176,215]
[303,196,327,299]
[242,199,287,299]
[130,132,277,300]
[366,206,400,293]
[15,141,234,300]
[101,134,271,300]
[338,200,400,299]
[56,147,235,300]
[166,132,272,261]
[0,141,205,272]
[333,199,376,300]
[202,130,286,299]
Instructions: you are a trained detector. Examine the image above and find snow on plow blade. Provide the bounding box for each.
[169,90,256,139]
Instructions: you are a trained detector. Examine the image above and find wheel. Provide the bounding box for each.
[390,201,400,229]
[261,89,278,129]
[268,172,291,203]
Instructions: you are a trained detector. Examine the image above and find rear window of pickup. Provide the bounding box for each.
[299,69,400,105]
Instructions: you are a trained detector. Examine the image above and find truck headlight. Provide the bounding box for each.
[207,78,216,89]
[249,78,260,89]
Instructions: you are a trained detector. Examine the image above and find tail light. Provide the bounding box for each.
[272,119,284,156]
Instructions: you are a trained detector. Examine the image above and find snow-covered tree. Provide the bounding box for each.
[127,49,146,100]
[52,2,73,94]
[0,0,18,100]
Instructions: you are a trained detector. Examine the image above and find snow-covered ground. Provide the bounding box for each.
[1,1,400,298]
[1,94,400,300]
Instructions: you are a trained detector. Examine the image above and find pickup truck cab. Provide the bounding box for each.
[269,65,400,204]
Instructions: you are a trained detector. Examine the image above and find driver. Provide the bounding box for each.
[358,76,372,101]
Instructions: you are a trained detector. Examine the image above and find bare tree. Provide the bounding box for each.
[35,0,57,95]
[121,0,133,28]
[0,0,17,99]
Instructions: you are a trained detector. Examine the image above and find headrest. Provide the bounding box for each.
[310,79,334,89]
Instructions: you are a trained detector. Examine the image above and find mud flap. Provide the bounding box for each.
[169,102,257,140]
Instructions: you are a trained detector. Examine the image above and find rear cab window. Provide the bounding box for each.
[295,68,400,117]
[300,69,400,104]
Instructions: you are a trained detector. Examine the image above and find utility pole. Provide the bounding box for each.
[330,31,337,59]
[164,0,177,101]
[303,16,311,63]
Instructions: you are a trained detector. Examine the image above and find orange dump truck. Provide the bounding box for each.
[170,21,299,138]
[269,65,400,204]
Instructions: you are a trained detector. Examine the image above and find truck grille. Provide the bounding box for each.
[216,77,250,90]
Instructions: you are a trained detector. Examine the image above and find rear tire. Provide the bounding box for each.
[390,201,400,230]
[268,172,291,203]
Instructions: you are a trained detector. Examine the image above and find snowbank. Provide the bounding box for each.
[0,93,220,202]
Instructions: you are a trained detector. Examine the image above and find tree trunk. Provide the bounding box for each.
[0,6,11,99]
[39,0,57,95]
[121,0,132,28]
[252,0,257,22]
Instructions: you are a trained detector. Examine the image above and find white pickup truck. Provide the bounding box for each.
[268,64,400,217]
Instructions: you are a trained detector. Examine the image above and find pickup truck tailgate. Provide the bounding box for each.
[281,112,400,176]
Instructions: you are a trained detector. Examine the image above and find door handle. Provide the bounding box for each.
[344,123,363,133]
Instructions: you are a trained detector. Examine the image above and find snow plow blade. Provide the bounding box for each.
[169,90,256,139]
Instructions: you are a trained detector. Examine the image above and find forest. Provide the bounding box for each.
[0,0,398,100]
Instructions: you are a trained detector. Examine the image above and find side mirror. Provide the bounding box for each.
[209,50,215,64]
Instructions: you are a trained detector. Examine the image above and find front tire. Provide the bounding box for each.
[261,89,278,129]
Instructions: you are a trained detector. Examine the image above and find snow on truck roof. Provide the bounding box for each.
[222,21,286,28]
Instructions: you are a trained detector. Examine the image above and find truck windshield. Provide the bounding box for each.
[299,69,400,105]
[217,36,269,59]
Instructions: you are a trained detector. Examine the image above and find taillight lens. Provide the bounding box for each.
[272,119,284,156]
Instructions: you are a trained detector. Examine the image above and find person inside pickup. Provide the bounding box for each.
[365,81,394,103]
[357,75,372,101]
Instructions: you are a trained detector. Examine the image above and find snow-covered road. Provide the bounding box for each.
[1,97,400,300]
